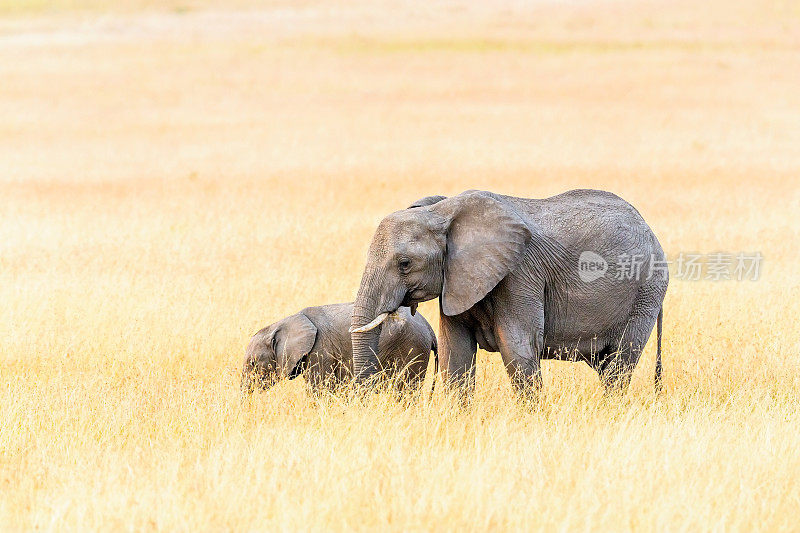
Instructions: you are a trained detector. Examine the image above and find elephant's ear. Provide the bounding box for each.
[408,195,447,209]
[435,192,532,316]
[273,313,317,377]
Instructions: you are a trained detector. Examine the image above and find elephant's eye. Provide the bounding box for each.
[398,258,412,273]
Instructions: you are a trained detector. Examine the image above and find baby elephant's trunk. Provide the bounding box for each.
[241,359,277,394]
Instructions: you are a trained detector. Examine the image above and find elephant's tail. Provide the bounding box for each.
[655,306,663,393]
[429,334,438,401]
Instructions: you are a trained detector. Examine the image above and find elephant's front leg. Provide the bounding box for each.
[438,312,477,393]
[493,280,545,394]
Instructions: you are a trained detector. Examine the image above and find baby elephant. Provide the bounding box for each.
[241,303,437,393]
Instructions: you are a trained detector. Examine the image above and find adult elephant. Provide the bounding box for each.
[350,189,668,393]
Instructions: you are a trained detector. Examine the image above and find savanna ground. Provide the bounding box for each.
[2,0,799,529]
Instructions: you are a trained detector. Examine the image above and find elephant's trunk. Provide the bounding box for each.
[351,265,388,382]
[241,368,278,394]
[351,297,382,383]
[241,351,278,395]
[241,371,256,395]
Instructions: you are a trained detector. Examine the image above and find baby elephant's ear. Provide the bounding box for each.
[274,313,318,377]
[408,195,447,209]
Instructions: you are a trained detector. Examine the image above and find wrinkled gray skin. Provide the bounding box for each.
[351,189,668,393]
[242,303,437,394]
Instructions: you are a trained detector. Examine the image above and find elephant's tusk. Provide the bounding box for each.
[349,312,389,333]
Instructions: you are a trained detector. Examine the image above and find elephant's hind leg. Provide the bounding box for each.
[595,305,660,392]
[594,344,635,391]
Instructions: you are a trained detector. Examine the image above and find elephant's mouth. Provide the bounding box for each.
[401,295,417,315]
[402,290,429,315]
[350,291,429,334]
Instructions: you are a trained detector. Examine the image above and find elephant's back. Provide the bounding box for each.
[377,308,436,363]
[303,302,356,360]
[517,189,662,261]
[535,189,649,229]
[407,310,437,349]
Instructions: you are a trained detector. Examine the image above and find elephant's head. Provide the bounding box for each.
[350,191,532,380]
[241,313,317,393]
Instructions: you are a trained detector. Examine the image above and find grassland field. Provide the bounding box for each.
[1,0,799,530]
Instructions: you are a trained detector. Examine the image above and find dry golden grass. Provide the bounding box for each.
[2,0,799,529]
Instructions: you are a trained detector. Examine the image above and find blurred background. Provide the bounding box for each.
[2,0,799,529]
